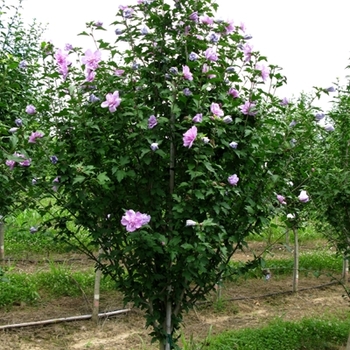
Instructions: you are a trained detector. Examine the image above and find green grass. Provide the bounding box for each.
[203,317,350,350]
[3,208,93,257]
[0,264,116,308]
[250,217,324,244]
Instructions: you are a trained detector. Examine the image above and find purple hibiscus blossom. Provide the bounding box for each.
[121,209,151,232]
[101,91,121,113]
[25,105,36,115]
[277,194,287,205]
[204,47,219,62]
[210,102,224,117]
[239,101,257,116]
[298,190,309,203]
[148,115,157,129]
[183,126,197,148]
[182,65,193,81]
[192,113,203,123]
[81,49,101,71]
[28,131,44,143]
[228,174,239,186]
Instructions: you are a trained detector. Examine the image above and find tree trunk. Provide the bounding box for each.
[159,287,173,350]
[0,221,4,262]
[293,228,299,293]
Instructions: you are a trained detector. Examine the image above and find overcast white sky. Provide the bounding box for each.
[17,0,350,110]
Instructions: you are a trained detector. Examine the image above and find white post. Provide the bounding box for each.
[342,256,349,285]
[293,228,299,293]
[92,248,103,324]
[0,220,4,261]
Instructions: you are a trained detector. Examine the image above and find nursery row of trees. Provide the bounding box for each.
[1,0,350,348]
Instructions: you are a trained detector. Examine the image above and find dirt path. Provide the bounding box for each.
[0,273,348,350]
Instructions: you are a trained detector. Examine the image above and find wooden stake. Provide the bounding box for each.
[0,221,4,262]
[293,227,299,293]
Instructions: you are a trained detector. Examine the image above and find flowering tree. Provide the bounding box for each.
[0,0,45,218]
[309,75,350,262]
[3,0,320,348]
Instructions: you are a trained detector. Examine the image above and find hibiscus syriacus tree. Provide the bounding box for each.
[309,75,350,271]
[0,0,44,222]
[4,0,317,348]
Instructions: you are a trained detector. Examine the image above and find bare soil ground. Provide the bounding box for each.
[0,241,349,350]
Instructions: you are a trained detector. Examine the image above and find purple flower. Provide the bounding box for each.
[186,220,197,226]
[239,101,257,116]
[324,124,335,132]
[64,43,73,51]
[50,155,58,164]
[315,113,325,121]
[19,157,31,167]
[183,126,197,148]
[225,20,235,34]
[202,64,209,73]
[223,116,233,124]
[244,34,253,40]
[228,174,239,186]
[242,43,253,62]
[228,88,239,98]
[256,63,270,82]
[121,209,151,232]
[289,120,297,127]
[114,69,125,76]
[189,52,199,61]
[101,91,121,113]
[19,60,27,69]
[280,97,289,106]
[183,88,192,96]
[30,226,38,234]
[182,65,193,81]
[85,69,96,82]
[229,141,238,149]
[81,49,101,71]
[89,94,100,103]
[6,160,16,170]
[298,190,309,203]
[326,86,336,92]
[26,105,36,115]
[141,26,149,35]
[15,118,23,127]
[210,102,224,117]
[208,33,220,43]
[189,11,198,21]
[192,113,203,123]
[54,49,71,79]
[53,176,60,183]
[123,8,134,18]
[202,137,210,144]
[148,115,157,129]
[115,28,124,35]
[169,67,178,75]
[150,142,159,151]
[201,15,214,25]
[28,131,44,143]
[277,194,286,205]
[9,127,18,133]
[94,20,103,27]
[226,67,235,73]
[205,47,219,62]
